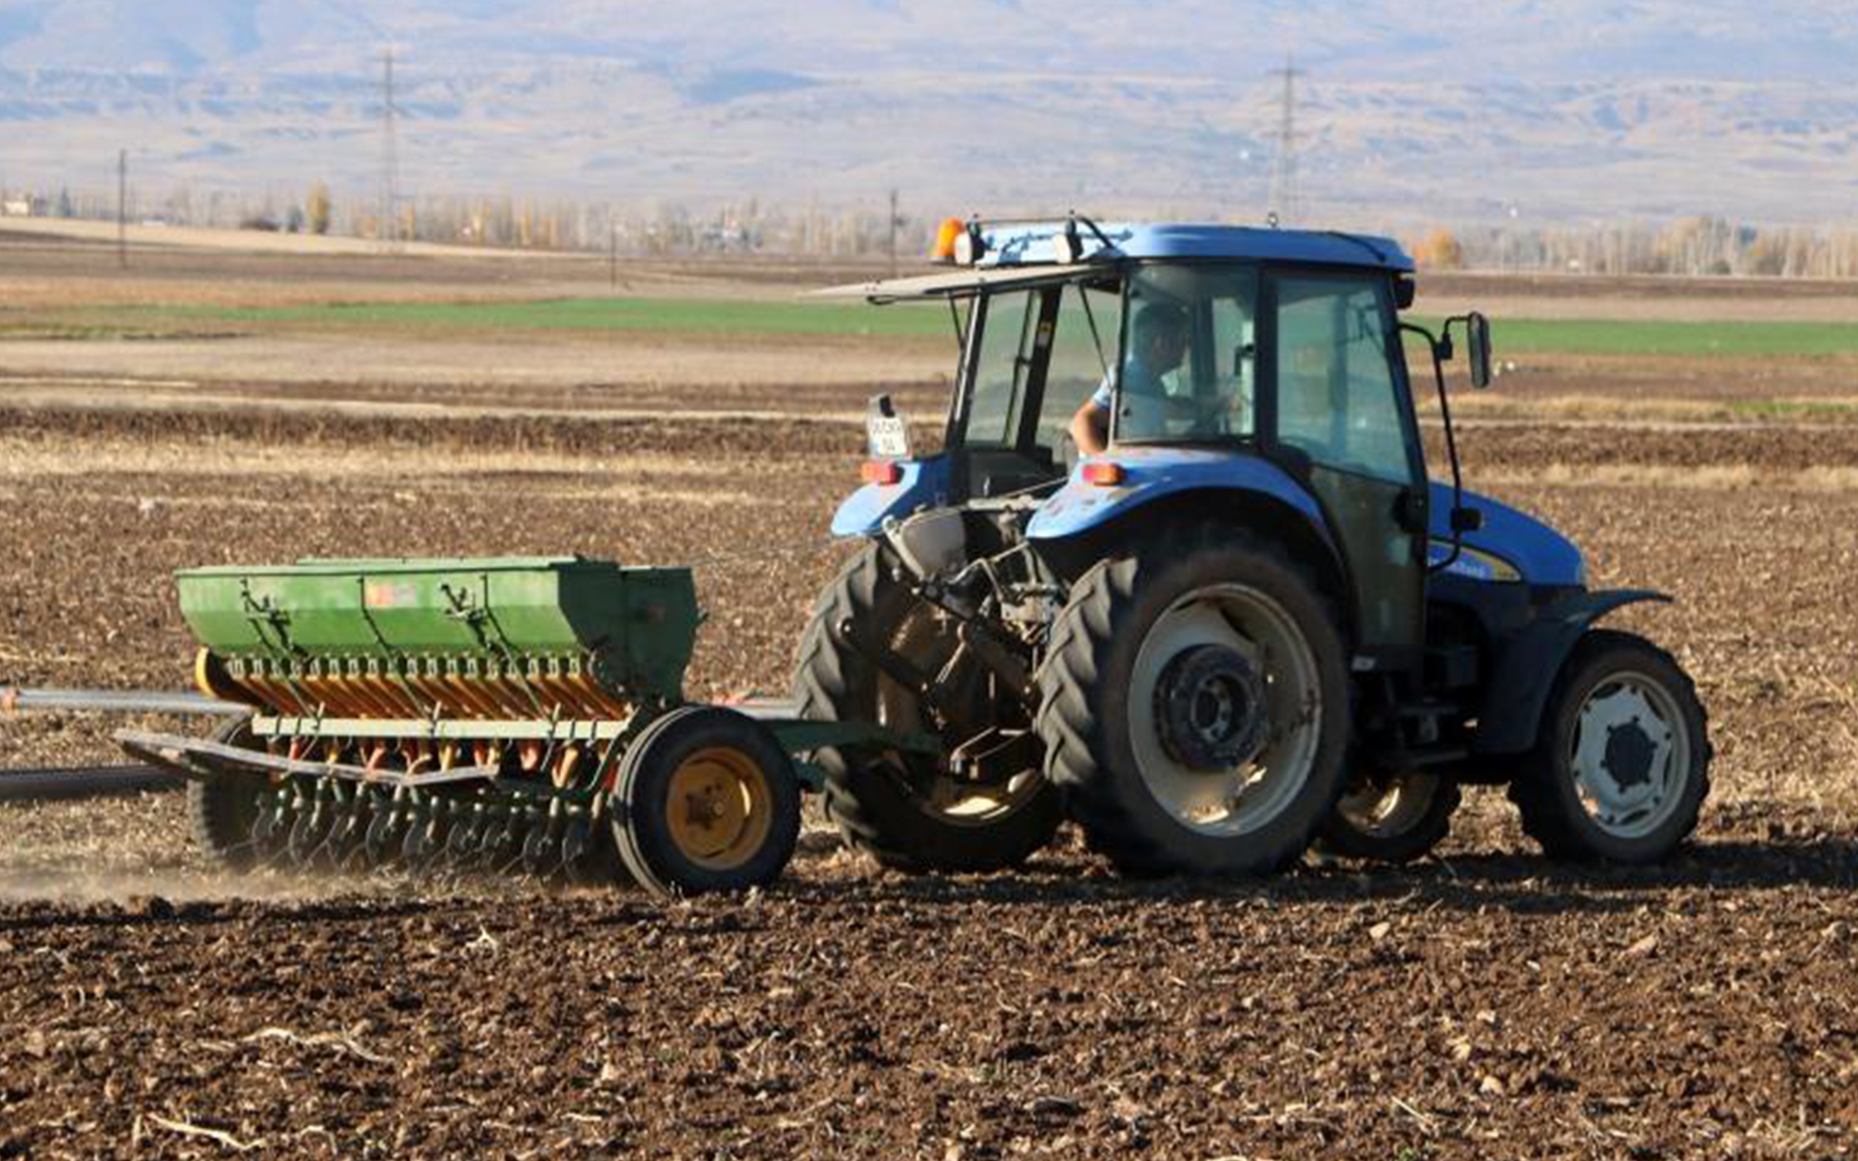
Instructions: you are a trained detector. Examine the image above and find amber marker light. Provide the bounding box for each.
[930,217,964,263]
[1081,462,1125,486]
[861,461,903,486]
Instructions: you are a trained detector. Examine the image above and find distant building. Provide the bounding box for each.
[2,194,45,217]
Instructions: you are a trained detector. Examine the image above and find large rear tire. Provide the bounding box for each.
[791,543,1062,874]
[1510,629,1711,864]
[1037,532,1351,876]
[185,715,269,873]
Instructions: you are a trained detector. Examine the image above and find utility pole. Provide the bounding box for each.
[116,148,127,269]
[380,46,400,249]
[1266,59,1303,226]
[887,188,900,279]
[609,214,619,290]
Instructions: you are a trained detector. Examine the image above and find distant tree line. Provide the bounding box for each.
[1411,216,1858,279]
[9,177,1858,279]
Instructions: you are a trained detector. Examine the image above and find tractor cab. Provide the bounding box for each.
[826,218,1483,672]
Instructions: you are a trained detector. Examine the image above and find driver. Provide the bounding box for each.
[1068,300,1189,456]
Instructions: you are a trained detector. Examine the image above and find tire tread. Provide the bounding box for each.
[1035,527,1348,876]
[1509,628,1713,863]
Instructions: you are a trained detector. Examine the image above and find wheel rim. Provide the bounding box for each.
[665,746,774,870]
[1336,770,1441,838]
[875,604,1046,827]
[1129,582,1323,836]
[1568,670,1690,840]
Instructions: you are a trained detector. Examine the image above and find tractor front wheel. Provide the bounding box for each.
[1036,532,1351,876]
[1510,629,1711,864]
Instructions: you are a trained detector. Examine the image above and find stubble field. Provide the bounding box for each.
[2,233,1858,1159]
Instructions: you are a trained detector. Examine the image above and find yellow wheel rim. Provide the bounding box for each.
[664,746,773,871]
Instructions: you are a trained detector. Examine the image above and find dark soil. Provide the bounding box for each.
[4,390,1858,1158]
[1,808,1856,1160]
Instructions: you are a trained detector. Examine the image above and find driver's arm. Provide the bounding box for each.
[1071,372,1114,456]
[1070,397,1110,456]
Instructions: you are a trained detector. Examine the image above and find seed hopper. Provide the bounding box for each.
[118,556,928,896]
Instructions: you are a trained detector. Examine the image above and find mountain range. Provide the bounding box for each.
[1,0,1854,226]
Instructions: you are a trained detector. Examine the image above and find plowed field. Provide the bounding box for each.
[3,250,1858,1159]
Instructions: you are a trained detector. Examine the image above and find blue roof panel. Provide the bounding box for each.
[974,220,1414,273]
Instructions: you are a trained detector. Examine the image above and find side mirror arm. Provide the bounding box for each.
[1400,322,1466,574]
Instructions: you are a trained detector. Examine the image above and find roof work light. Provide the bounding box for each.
[930,217,964,263]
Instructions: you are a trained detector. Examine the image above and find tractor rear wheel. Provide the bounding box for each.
[1316,768,1461,863]
[1510,629,1710,864]
[185,715,270,873]
[1037,532,1350,876]
[791,543,1062,874]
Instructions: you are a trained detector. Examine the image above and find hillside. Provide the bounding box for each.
[0,0,1853,225]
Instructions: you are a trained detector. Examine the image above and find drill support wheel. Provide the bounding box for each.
[613,706,801,898]
[185,716,272,873]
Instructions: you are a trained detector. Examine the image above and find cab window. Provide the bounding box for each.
[966,290,1038,447]
[1112,264,1258,444]
[1274,276,1414,483]
[1039,282,1122,453]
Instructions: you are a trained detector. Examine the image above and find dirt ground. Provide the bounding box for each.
[4,240,1858,1159]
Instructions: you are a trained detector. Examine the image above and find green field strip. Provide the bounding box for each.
[35,296,1858,356]
[154,296,957,338]
[1409,315,1858,357]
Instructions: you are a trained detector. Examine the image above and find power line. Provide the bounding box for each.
[1266,59,1303,226]
[380,46,400,251]
[116,148,127,268]
[887,188,901,278]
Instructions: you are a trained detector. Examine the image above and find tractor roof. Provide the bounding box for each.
[974,220,1414,272]
[816,220,1414,303]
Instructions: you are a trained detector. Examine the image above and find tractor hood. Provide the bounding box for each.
[1429,482,1584,588]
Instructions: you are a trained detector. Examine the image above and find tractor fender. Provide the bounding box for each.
[830,455,954,538]
[1027,450,1331,544]
[1026,455,1353,631]
[1471,588,1672,755]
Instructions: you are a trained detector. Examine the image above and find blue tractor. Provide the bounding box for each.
[792,218,1710,876]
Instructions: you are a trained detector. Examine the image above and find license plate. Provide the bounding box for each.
[866,414,911,460]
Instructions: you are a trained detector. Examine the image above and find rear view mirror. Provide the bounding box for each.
[1465,312,1492,389]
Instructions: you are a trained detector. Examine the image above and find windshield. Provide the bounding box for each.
[1111,263,1258,444]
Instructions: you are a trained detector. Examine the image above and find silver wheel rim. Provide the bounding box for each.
[875,604,1044,827]
[1129,582,1322,836]
[1336,770,1440,838]
[1568,670,1690,840]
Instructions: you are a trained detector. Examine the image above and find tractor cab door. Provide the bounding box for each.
[951,281,1122,499]
[1268,271,1429,669]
